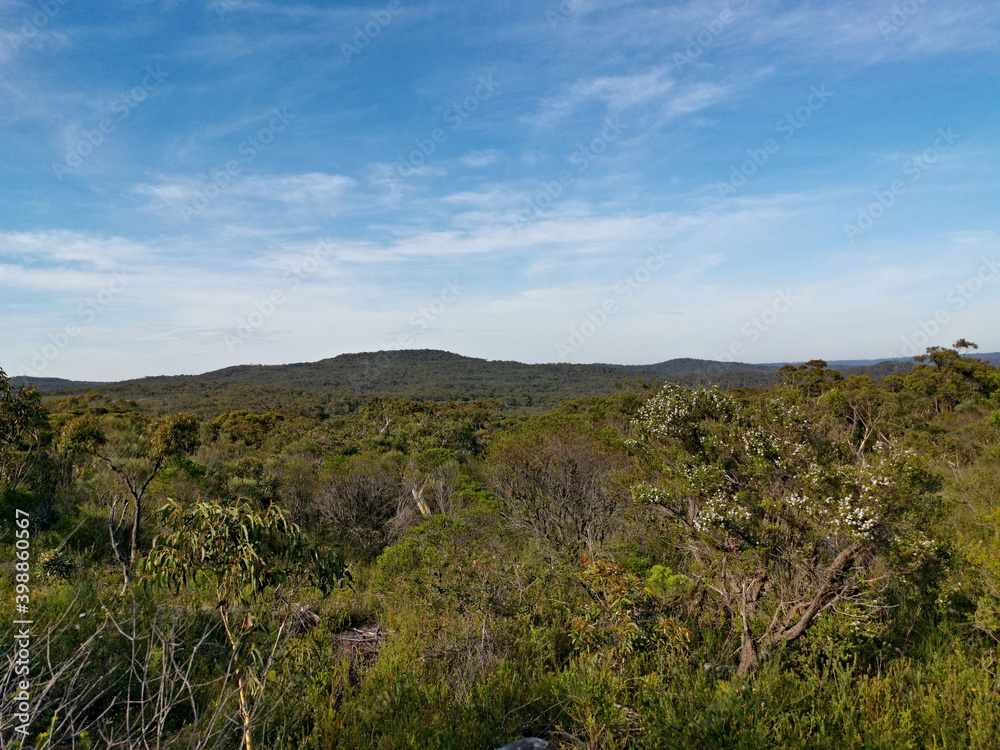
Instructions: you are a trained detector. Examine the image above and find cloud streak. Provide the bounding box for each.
[1,0,998,378]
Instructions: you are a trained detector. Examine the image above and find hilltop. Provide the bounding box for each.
[8,348,952,417]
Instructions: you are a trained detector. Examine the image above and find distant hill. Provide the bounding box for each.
[765,354,1000,369]
[13,350,676,414]
[615,357,778,375]
[8,376,102,391]
[10,349,993,417]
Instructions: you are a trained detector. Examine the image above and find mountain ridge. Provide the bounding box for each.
[17,347,986,391]
[8,348,974,417]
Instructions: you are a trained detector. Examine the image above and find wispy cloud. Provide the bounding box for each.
[0,230,146,272]
[461,149,501,167]
[1,0,998,377]
[527,68,677,127]
[133,172,355,224]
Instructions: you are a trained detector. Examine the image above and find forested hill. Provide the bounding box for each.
[8,348,945,417]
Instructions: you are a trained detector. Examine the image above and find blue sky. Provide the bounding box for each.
[2,0,998,380]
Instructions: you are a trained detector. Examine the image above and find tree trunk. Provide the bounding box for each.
[735,572,766,677]
[774,543,861,647]
[129,494,142,567]
[411,485,432,518]
[220,609,254,750]
[238,670,253,750]
[737,621,758,677]
[742,542,863,675]
[108,495,132,592]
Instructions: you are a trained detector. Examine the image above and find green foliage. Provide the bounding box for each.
[143,498,348,601]
[38,550,77,580]
[568,559,691,662]
[210,410,284,447]
[1,367,52,498]
[7,346,1000,747]
[55,408,202,586]
[141,498,349,749]
[632,383,945,674]
[57,414,107,454]
[150,412,201,457]
[635,642,1000,749]
[644,564,691,601]
[777,359,843,396]
[904,343,1000,417]
[483,424,631,556]
[16,349,794,416]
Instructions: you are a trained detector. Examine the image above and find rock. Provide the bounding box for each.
[496,740,549,750]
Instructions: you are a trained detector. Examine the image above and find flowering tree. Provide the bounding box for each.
[630,384,942,676]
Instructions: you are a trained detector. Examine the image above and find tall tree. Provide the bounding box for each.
[0,369,49,497]
[953,338,979,357]
[819,375,891,457]
[143,499,349,750]
[484,427,629,557]
[777,359,843,397]
[908,341,999,413]
[59,411,200,587]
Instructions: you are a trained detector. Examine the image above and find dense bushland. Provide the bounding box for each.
[2,344,1000,748]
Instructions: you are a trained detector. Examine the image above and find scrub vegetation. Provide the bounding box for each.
[3,341,1000,748]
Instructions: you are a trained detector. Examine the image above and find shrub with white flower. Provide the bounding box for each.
[631,384,943,676]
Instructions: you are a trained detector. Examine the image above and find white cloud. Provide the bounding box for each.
[528,68,676,126]
[727,2,1000,64]
[0,230,146,272]
[663,81,730,117]
[461,149,501,167]
[2,2,998,378]
[133,172,356,224]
